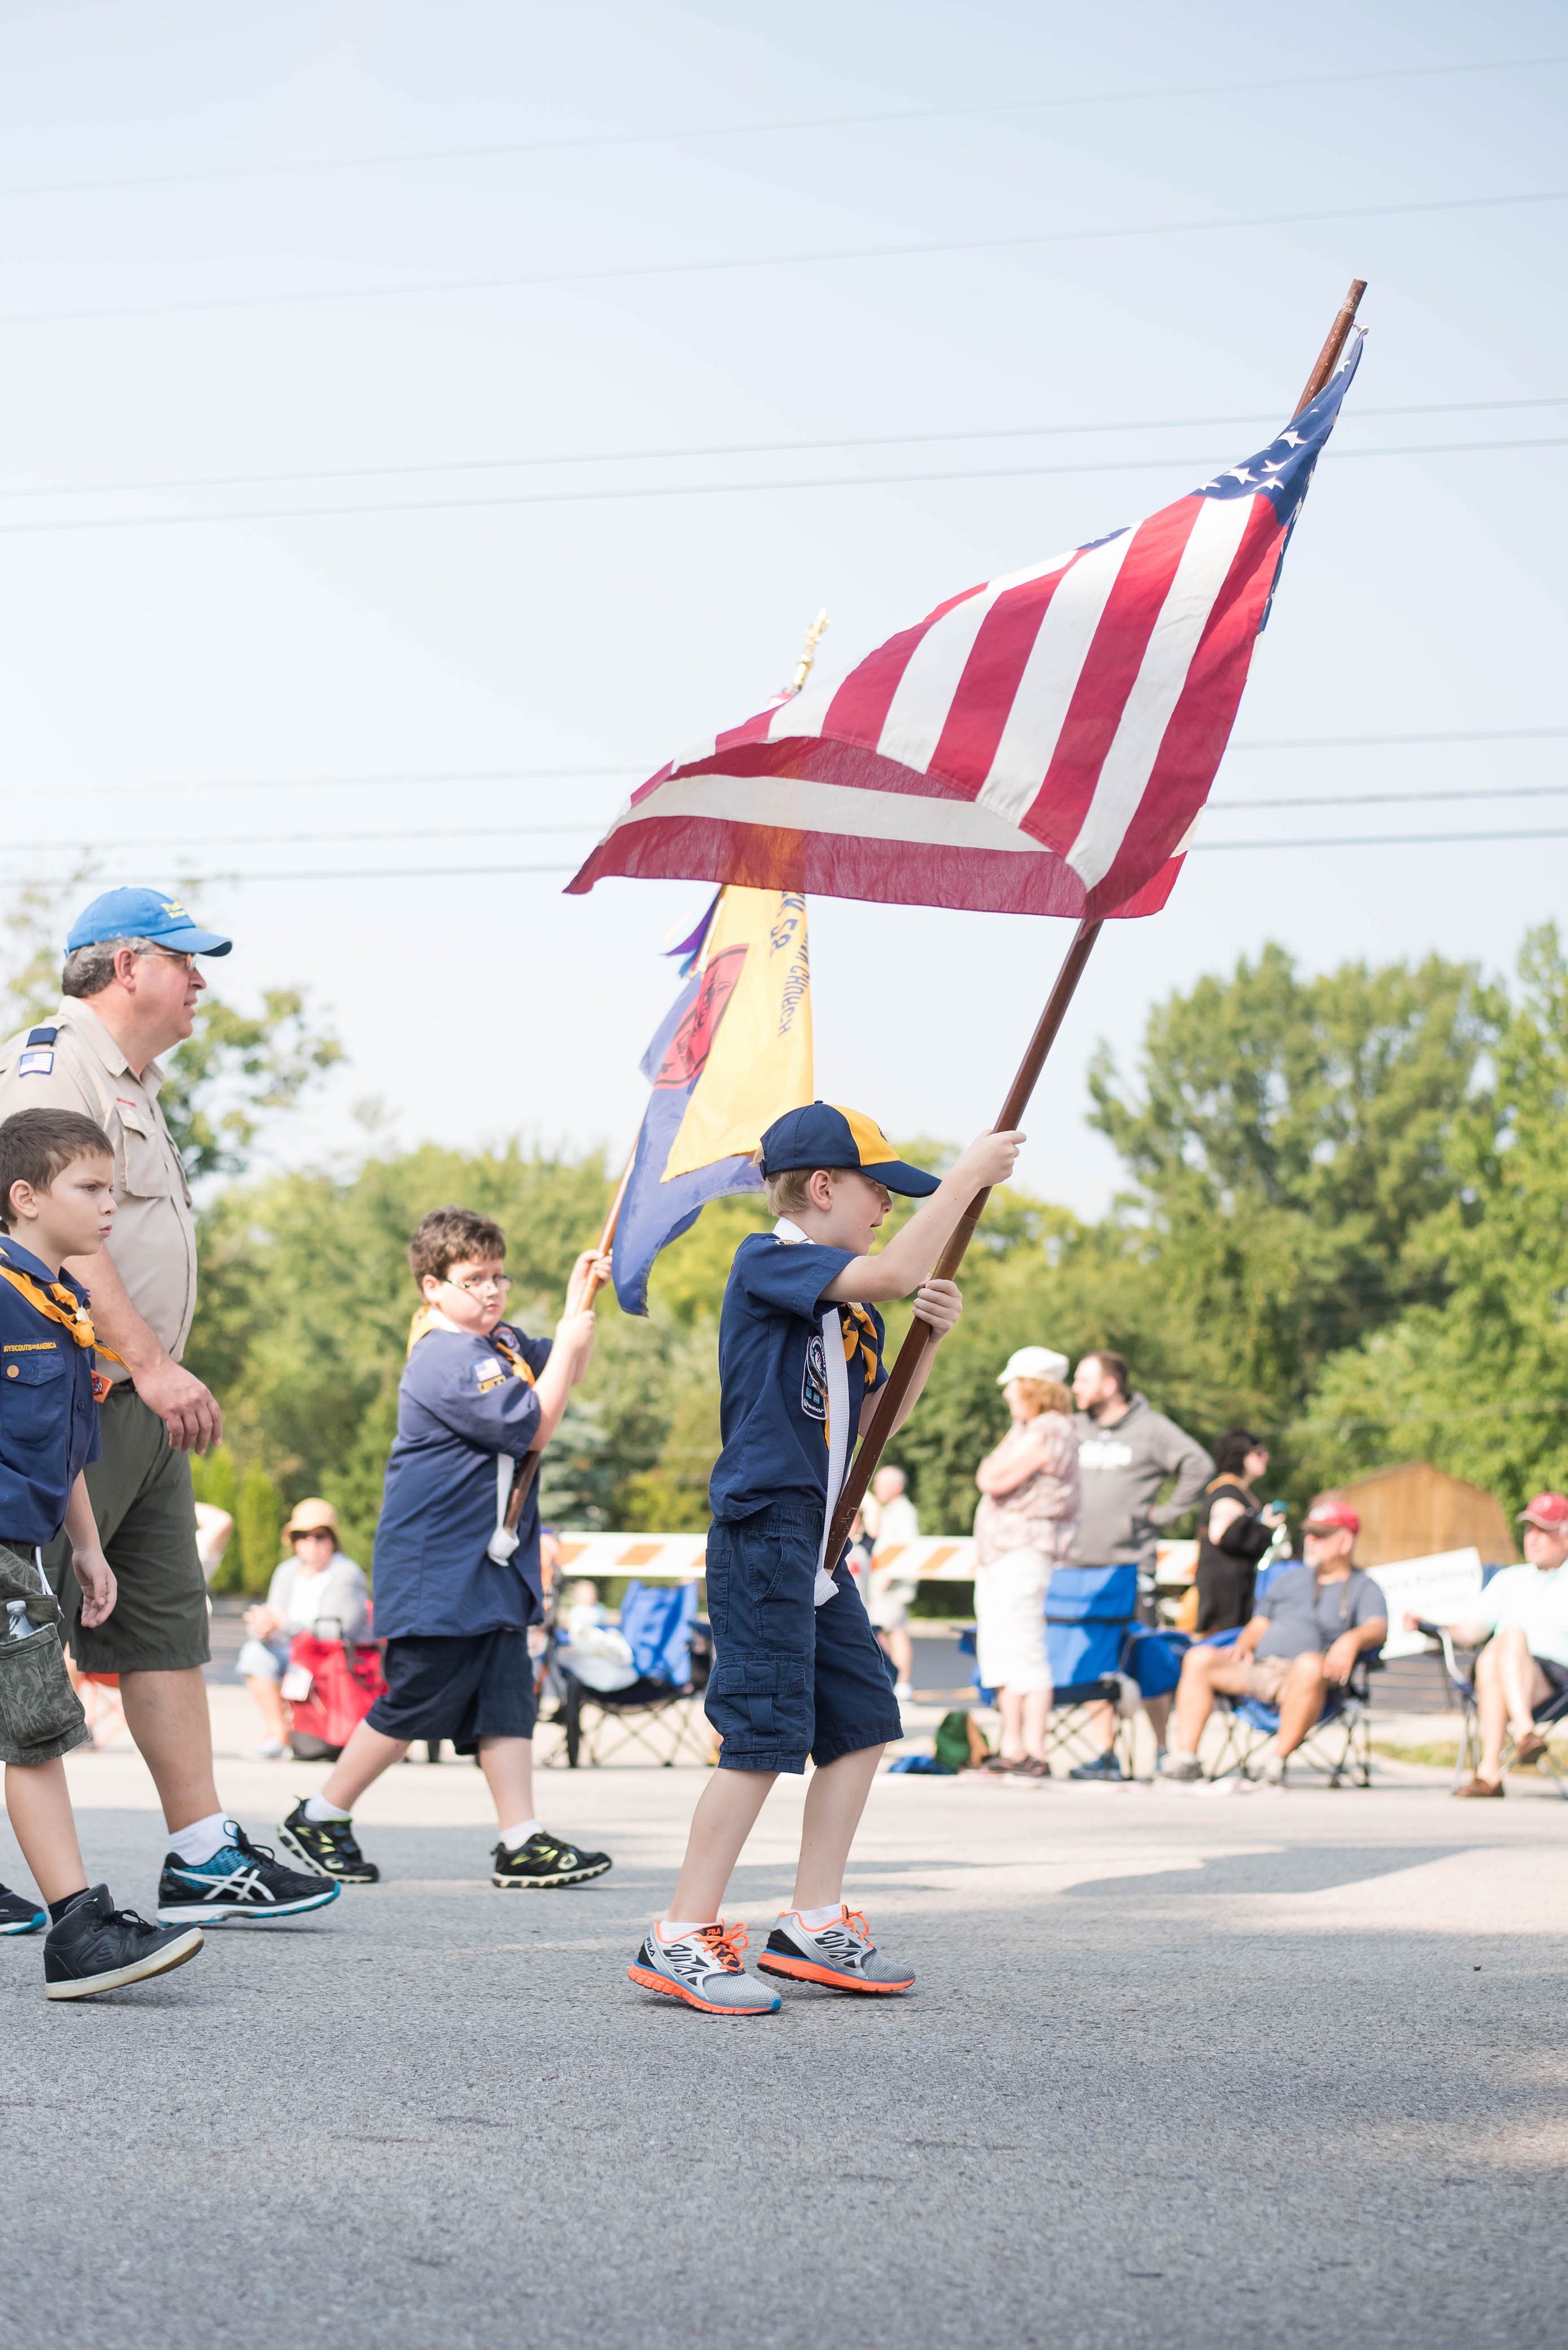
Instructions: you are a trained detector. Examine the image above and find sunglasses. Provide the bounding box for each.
[291,1527,334,1542]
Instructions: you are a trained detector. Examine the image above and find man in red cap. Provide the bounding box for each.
[1412,1492,1568,1796]
[1159,1492,1387,1783]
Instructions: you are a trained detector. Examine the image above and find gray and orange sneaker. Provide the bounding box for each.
[627,1920,780,2016]
[756,1905,915,1994]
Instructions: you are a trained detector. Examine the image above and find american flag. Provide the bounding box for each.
[568,335,1362,923]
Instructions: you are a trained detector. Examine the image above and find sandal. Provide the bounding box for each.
[977,1753,1020,1775]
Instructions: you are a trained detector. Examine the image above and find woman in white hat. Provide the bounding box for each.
[238,1500,369,1759]
[972,1349,1081,1781]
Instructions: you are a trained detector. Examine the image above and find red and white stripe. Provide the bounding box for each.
[569,472,1295,920]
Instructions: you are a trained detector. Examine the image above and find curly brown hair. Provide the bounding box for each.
[407,1204,507,1289]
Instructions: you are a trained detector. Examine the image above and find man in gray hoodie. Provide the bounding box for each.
[1064,1350,1213,1781]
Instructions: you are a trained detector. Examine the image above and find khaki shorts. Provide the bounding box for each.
[43,1386,209,1674]
[1243,1655,1297,1704]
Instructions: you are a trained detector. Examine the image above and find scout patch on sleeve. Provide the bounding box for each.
[801,1331,828,1422]
[475,1359,506,1393]
[17,1050,54,1076]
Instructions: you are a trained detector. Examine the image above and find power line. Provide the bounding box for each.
[10,729,1564,801]
[7,186,1566,331]
[1191,827,1568,852]
[12,827,1568,890]
[1227,725,1568,751]
[0,434,1560,539]
[5,395,1561,504]
[10,779,1568,854]
[7,55,1563,200]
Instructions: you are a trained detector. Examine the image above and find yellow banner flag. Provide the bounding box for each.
[661,887,812,1179]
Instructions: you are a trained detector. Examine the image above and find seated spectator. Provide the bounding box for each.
[194,1500,235,1585]
[1193,1430,1284,1634]
[1415,1490,1568,1799]
[1158,1494,1387,1785]
[238,1499,368,1759]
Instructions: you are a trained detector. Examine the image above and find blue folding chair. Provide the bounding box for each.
[1202,1560,1380,1787]
[1041,1565,1140,1777]
[1416,1596,1568,1799]
[548,1580,714,1769]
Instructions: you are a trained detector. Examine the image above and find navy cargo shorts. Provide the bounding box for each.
[704,1501,903,1773]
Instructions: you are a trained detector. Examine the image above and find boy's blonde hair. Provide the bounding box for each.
[761,1165,858,1218]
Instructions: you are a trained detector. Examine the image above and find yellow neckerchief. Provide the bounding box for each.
[770,1219,880,1383]
[838,1301,880,1386]
[406,1305,536,1386]
[0,1243,124,1398]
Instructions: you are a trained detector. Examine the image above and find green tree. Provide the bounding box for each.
[234,1461,282,1597]
[1086,942,1498,1444]
[1296,925,1568,1514]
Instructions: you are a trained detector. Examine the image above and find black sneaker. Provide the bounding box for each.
[0,1881,46,1935]
[156,1822,342,1923]
[491,1831,612,1888]
[1068,1750,1127,1782]
[276,1801,380,1884]
[43,1886,203,2000]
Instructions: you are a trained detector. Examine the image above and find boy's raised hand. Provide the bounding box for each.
[912,1277,963,1337]
[564,1248,614,1317]
[73,1549,117,1628]
[954,1128,1025,1193]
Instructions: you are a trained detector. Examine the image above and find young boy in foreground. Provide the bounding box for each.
[277,1206,614,1889]
[630,1103,1022,2016]
[0,1108,205,1997]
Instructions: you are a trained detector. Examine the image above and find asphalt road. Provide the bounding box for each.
[3,1721,1563,2350]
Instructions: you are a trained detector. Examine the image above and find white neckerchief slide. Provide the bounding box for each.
[774,1217,845,1608]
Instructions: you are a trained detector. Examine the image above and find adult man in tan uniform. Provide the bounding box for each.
[0,887,338,1924]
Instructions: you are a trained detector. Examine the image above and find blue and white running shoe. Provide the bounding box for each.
[156,1823,340,1924]
[0,1881,46,1934]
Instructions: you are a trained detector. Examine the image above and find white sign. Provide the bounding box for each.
[1366,1547,1485,1659]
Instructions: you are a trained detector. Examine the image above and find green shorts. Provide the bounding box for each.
[43,1386,210,1674]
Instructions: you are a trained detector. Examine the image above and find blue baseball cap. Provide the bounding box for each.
[758,1102,939,1196]
[66,887,232,958]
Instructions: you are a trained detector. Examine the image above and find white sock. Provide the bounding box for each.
[167,1812,232,1865]
[793,1903,842,1931]
[303,1795,352,1823]
[499,1818,541,1848]
[658,1918,717,1941]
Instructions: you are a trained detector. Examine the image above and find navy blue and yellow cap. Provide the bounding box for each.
[758,1102,939,1197]
[66,887,232,957]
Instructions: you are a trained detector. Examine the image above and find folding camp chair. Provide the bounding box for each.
[548,1581,714,1768]
[1416,1617,1568,1799]
[1201,1617,1381,1787]
[1042,1565,1140,1778]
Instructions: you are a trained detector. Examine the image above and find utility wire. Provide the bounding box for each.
[5,53,1562,200]
[12,780,1568,854]
[6,186,1566,331]
[5,395,1561,503]
[0,435,1559,538]
[10,729,1565,801]
[12,828,1568,889]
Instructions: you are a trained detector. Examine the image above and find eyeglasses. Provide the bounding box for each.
[140,945,196,972]
[442,1273,512,1298]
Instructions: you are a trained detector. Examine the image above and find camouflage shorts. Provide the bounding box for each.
[0,1542,89,1766]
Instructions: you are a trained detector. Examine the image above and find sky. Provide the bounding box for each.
[1,0,1565,1216]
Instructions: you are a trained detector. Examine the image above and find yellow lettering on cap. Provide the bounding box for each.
[161,901,186,917]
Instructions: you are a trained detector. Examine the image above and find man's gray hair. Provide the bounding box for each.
[61,936,161,999]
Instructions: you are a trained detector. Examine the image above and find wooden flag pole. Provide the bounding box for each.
[821,279,1367,1569]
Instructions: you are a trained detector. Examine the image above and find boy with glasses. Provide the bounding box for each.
[278,1206,614,1889]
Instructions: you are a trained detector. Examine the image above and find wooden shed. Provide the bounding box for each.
[1337,1462,1516,1569]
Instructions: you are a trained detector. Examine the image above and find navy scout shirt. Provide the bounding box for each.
[0,1237,102,1545]
[709,1231,886,1523]
[371,1319,552,1638]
